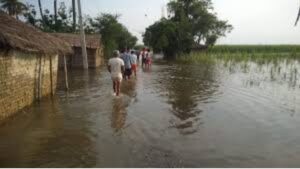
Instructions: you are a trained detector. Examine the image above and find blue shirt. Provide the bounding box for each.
[121,53,132,69]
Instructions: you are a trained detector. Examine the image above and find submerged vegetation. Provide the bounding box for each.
[177,45,300,64]
[207,45,300,54]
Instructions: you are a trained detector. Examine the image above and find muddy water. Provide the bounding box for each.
[0,58,300,167]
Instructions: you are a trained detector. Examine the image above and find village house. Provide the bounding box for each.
[0,12,71,121]
[51,33,103,68]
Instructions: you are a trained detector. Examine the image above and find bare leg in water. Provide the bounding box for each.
[116,81,121,96]
[113,80,121,96]
[113,81,116,94]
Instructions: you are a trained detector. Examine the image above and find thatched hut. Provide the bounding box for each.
[51,33,104,68]
[0,12,71,121]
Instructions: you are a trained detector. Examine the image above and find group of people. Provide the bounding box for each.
[107,48,152,96]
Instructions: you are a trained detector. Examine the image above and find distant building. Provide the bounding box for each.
[51,33,104,69]
[0,12,71,121]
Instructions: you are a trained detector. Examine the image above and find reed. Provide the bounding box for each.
[176,45,300,64]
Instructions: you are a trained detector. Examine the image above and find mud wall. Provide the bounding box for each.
[0,50,58,121]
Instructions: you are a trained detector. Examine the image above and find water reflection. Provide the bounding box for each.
[156,63,220,135]
[111,99,127,132]
[0,98,64,167]
[2,59,300,167]
[111,79,137,132]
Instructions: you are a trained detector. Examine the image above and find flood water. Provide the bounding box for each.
[1,56,300,167]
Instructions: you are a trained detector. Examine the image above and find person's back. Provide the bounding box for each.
[130,52,137,65]
[121,50,133,79]
[136,51,140,61]
[121,52,132,69]
[141,49,148,67]
[145,49,152,68]
[108,57,124,78]
[130,51,138,76]
[108,50,124,96]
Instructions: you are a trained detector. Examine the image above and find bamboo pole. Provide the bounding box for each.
[296,5,300,26]
[38,55,42,101]
[63,55,69,90]
[77,0,89,69]
[54,0,57,27]
[49,55,54,96]
[72,0,76,32]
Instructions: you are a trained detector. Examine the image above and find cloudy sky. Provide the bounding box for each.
[25,0,300,44]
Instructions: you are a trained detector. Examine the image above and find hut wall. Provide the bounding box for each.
[88,48,104,68]
[0,50,58,121]
[95,47,103,67]
[59,47,103,69]
[70,47,83,68]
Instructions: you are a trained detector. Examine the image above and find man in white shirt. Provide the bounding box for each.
[108,50,125,96]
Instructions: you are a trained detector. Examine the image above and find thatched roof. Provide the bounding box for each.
[0,12,71,54]
[51,33,102,49]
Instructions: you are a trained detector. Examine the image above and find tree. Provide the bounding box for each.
[168,0,232,46]
[24,2,74,33]
[0,0,27,19]
[144,0,232,58]
[144,18,180,58]
[205,34,217,47]
[22,1,93,34]
[72,0,76,32]
[23,3,37,26]
[90,13,137,57]
[54,0,57,27]
[38,0,45,24]
[295,5,300,26]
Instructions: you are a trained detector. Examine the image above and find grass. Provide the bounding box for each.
[208,45,300,53]
[176,45,300,64]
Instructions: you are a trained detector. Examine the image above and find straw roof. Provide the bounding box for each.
[51,33,102,49]
[0,12,71,54]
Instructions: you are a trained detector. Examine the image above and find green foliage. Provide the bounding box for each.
[23,3,37,26]
[205,34,218,46]
[144,0,232,58]
[207,45,300,53]
[17,3,138,58]
[22,2,77,33]
[0,0,27,18]
[176,45,300,64]
[42,2,74,32]
[90,13,137,57]
[144,19,179,57]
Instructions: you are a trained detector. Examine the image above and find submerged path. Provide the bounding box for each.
[0,59,300,167]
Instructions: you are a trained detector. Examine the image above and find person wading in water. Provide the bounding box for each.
[141,48,147,68]
[108,50,125,96]
[130,50,138,77]
[121,48,133,80]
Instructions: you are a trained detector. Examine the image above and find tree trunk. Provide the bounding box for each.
[72,0,76,32]
[295,5,300,26]
[63,55,69,90]
[38,0,45,25]
[54,0,57,27]
[49,55,54,96]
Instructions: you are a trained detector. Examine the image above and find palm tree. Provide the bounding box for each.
[0,0,27,19]
[38,0,45,24]
[54,0,57,26]
[72,0,76,32]
[295,5,300,26]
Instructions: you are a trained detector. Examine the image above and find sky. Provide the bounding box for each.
[24,0,300,45]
